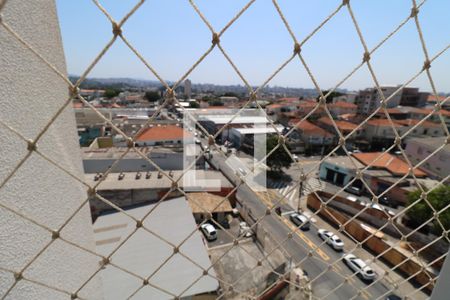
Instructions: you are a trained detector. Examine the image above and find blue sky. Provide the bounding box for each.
[56,0,450,92]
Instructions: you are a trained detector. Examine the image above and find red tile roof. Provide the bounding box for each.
[414,108,450,117]
[395,119,442,127]
[352,152,426,177]
[330,101,357,109]
[317,117,358,132]
[427,95,447,102]
[136,125,192,142]
[292,120,334,137]
[366,119,401,127]
[279,97,299,102]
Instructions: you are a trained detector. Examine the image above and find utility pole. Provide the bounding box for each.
[298,177,304,212]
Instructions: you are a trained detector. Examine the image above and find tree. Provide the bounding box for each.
[316,90,344,103]
[406,185,450,234]
[222,92,238,98]
[189,101,200,108]
[209,100,224,106]
[104,88,120,99]
[266,135,292,172]
[144,91,161,102]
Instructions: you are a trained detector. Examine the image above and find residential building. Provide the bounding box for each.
[328,101,357,117]
[362,117,445,150]
[400,87,428,107]
[289,119,335,154]
[316,117,362,150]
[93,197,219,299]
[356,86,402,114]
[332,92,357,104]
[405,137,450,180]
[135,124,193,146]
[320,152,430,205]
[427,94,449,108]
[184,78,192,98]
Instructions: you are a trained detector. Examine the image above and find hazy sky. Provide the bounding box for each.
[56,0,450,92]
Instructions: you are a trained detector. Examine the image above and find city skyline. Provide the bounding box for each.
[57,0,450,92]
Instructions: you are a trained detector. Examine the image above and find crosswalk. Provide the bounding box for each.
[267,177,325,208]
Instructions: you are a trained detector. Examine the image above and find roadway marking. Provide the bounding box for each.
[280,218,330,262]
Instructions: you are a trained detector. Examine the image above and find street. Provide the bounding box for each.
[203,143,393,300]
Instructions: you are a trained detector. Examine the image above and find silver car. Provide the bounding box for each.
[289,213,310,230]
[318,229,344,251]
[343,254,376,281]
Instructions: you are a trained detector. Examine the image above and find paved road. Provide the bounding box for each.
[204,146,392,300]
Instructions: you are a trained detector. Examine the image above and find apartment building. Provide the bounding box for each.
[356,86,402,114]
[405,137,450,180]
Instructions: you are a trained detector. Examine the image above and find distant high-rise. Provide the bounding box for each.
[184,79,192,99]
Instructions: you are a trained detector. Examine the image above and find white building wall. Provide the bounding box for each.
[0,1,102,299]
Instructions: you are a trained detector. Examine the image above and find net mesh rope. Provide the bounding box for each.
[0,0,449,299]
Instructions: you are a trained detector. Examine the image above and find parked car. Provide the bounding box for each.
[318,229,344,251]
[379,196,399,208]
[200,223,217,241]
[289,213,310,230]
[345,185,363,195]
[342,254,376,281]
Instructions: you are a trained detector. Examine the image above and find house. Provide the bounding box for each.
[405,137,450,180]
[135,124,193,146]
[316,117,362,150]
[427,94,449,108]
[93,197,219,300]
[289,119,335,154]
[320,152,430,205]
[328,101,357,117]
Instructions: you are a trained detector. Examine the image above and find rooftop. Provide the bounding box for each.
[317,117,358,132]
[93,197,219,299]
[136,125,192,142]
[323,156,365,170]
[352,152,426,177]
[85,170,233,191]
[407,137,450,152]
[329,101,357,109]
[186,192,233,214]
[291,120,334,137]
[366,119,402,127]
[395,119,442,128]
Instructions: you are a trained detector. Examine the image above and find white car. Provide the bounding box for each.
[200,224,217,241]
[318,229,344,251]
[289,213,310,230]
[342,254,376,281]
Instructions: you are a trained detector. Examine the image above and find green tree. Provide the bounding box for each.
[406,185,450,234]
[209,100,224,106]
[316,90,344,103]
[104,88,120,99]
[144,91,161,102]
[189,101,200,108]
[266,135,292,172]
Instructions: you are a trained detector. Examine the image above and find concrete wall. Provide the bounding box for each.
[0,1,102,298]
